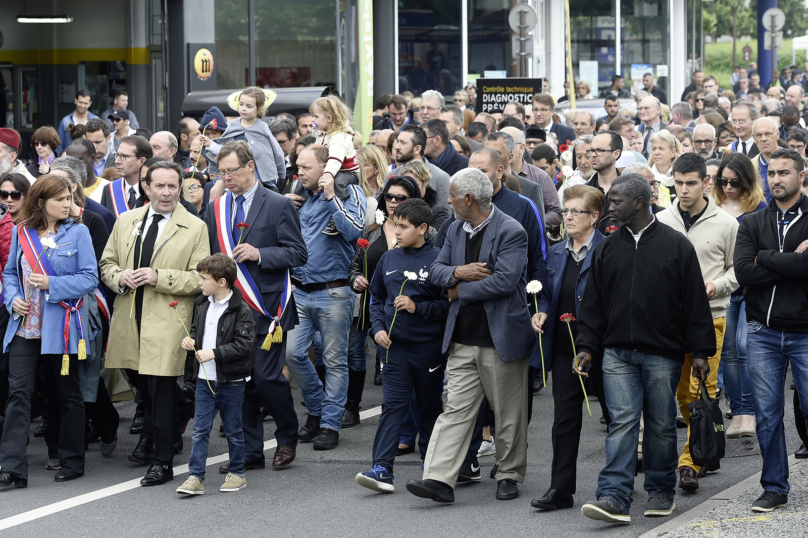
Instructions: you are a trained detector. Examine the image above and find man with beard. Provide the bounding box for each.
[693,124,717,160]
[391,125,450,204]
[587,131,622,232]
[575,174,715,523]
[0,128,36,183]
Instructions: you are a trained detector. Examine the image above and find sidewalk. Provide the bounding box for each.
[642,455,808,538]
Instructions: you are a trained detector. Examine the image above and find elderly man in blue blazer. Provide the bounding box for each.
[203,141,308,473]
[406,168,535,504]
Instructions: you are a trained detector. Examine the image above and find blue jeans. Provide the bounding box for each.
[285,286,355,431]
[188,378,246,481]
[313,318,368,372]
[747,321,808,495]
[596,348,682,513]
[722,296,755,416]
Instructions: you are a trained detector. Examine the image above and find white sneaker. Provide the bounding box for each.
[477,438,496,457]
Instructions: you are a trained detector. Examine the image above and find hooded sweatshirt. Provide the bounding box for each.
[369,241,449,346]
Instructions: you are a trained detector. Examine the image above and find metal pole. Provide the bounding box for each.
[461,0,468,88]
[520,10,526,77]
[692,0,696,72]
[771,15,776,87]
[615,0,621,76]
[248,0,256,86]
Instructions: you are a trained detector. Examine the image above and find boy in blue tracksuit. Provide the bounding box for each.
[355,199,449,494]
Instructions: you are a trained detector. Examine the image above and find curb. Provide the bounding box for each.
[638,454,801,537]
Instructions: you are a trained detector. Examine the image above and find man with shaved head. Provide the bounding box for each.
[693,124,717,160]
[751,117,780,200]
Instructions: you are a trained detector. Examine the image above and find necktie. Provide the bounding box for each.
[128,187,137,208]
[134,214,164,326]
[643,127,652,158]
[742,141,747,155]
[231,195,246,245]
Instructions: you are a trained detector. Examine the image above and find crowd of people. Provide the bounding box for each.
[0,71,805,523]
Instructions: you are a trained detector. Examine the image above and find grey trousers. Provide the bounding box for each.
[423,343,528,488]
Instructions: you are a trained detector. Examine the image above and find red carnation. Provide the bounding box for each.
[605,225,619,234]
[559,313,576,323]
[559,144,569,153]
[357,239,370,250]
[565,139,572,145]
[236,222,249,231]
[169,301,179,308]
[209,119,218,130]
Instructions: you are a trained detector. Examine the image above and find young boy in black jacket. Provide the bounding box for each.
[177,253,256,496]
[355,199,449,494]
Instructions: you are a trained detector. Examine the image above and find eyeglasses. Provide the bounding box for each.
[115,153,136,162]
[753,132,777,139]
[385,193,409,203]
[0,190,22,201]
[731,119,748,126]
[560,208,592,217]
[422,106,439,113]
[220,163,248,177]
[649,180,661,187]
[526,140,544,147]
[186,184,202,192]
[585,148,613,157]
[719,178,742,188]
[694,139,714,146]
[534,107,553,114]
[637,107,656,112]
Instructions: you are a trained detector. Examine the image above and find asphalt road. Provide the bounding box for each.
[0,351,801,538]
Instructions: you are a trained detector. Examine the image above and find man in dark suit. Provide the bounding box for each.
[532,93,576,145]
[422,119,469,176]
[100,135,152,218]
[203,141,308,472]
[406,168,536,504]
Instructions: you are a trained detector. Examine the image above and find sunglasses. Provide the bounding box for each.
[719,178,741,188]
[385,193,409,203]
[0,190,22,201]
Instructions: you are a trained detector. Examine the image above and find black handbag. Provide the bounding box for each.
[688,380,726,467]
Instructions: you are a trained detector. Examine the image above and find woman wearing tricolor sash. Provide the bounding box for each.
[0,174,98,488]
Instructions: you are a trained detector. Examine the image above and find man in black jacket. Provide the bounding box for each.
[735,148,808,514]
[575,174,715,524]
[422,119,469,176]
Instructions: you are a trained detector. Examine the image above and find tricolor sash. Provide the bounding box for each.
[108,178,132,218]
[19,227,87,374]
[212,194,292,347]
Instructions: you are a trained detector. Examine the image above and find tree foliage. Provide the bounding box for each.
[750,0,808,38]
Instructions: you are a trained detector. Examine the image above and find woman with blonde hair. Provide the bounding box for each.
[575,81,592,100]
[357,145,387,224]
[452,90,469,110]
[650,129,682,198]
[676,131,694,154]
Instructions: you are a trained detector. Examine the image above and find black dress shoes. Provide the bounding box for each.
[0,472,27,488]
[140,464,173,486]
[35,418,48,438]
[531,489,574,510]
[496,479,519,500]
[406,479,454,503]
[796,444,808,459]
[55,470,84,482]
[128,438,154,464]
[313,428,339,450]
[130,414,144,435]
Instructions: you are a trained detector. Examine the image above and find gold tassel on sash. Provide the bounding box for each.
[78,338,87,360]
[261,333,273,351]
[272,326,283,343]
[61,354,70,376]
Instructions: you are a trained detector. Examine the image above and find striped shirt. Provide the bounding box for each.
[317,130,359,179]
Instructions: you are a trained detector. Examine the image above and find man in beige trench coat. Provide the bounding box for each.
[100,161,210,486]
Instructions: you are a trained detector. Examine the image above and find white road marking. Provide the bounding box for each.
[0,405,383,531]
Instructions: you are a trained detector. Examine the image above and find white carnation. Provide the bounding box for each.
[375,209,386,225]
[403,271,418,281]
[562,166,574,177]
[41,237,58,250]
[561,150,573,163]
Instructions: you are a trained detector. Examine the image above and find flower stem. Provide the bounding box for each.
[175,308,215,396]
[22,247,49,326]
[385,279,408,363]
[566,320,591,416]
[359,251,368,330]
[192,125,208,172]
[534,295,545,386]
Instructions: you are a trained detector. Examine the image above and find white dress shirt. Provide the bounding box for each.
[143,205,173,245]
[199,291,233,381]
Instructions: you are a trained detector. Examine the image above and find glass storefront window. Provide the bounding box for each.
[214,0,249,88]
[468,1,512,79]
[398,0,463,97]
[254,0,335,89]
[569,0,670,100]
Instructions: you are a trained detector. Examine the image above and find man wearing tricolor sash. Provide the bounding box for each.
[203,141,308,471]
[100,161,210,487]
[100,135,152,219]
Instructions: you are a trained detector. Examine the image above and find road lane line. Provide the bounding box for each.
[0,405,383,531]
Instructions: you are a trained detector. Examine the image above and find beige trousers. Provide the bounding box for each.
[423,343,529,487]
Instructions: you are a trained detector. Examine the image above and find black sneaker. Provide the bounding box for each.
[313,428,339,450]
[644,497,676,517]
[751,491,788,512]
[298,414,321,443]
[321,218,340,236]
[489,463,499,479]
[457,459,481,484]
[581,498,631,523]
[676,414,687,428]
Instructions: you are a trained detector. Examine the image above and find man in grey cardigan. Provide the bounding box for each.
[406,168,536,504]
